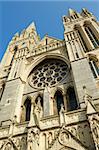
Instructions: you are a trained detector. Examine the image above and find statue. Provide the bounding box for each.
[59,104,65,126]
[34,97,43,121]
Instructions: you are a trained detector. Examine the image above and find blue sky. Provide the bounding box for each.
[0,0,99,61]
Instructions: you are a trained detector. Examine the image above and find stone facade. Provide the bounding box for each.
[0,8,99,150]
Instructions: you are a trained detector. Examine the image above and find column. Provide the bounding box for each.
[63,94,68,112]
[74,39,83,58]
[70,41,77,60]
[66,41,75,61]
[50,97,54,115]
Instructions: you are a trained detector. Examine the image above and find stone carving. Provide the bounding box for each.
[21,137,27,150]
[70,127,77,137]
[15,138,21,150]
[34,97,43,120]
[28,59,68,88]
[90,115,99,149]
[48,132,53,145]
[27,128,40,150]
[59,131,69,145]
[4,142,13,150]
[59,104,65,126]
[27,130,35,150]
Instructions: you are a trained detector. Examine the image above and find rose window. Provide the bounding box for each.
[28,59,68,88]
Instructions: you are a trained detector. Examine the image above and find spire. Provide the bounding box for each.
[82,8,92,17]
[68,8,76,16]
[26,22,36,32]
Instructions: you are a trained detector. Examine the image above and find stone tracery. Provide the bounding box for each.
[28,59,68,88]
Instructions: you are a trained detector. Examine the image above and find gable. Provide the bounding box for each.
[35,35,63,48]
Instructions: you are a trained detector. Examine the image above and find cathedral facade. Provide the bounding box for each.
[0,8,99,150]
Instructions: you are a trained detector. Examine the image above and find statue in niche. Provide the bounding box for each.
[48,132,53,145]
[59,104,65,126]
[34,96,43,121]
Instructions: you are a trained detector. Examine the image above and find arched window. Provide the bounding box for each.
[66,87,78,111]
[54,90,64,114]
[84,26,99,48]
[77,29,88,52]
[89,58,99,78]
[24,98,31,121]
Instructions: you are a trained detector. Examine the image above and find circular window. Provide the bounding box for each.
[28,59,68,88]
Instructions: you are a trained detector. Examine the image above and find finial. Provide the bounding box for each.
[68,8,76,16]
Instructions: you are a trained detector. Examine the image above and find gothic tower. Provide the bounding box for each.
[0,8,99,150]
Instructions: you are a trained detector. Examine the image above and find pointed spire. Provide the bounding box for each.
[68,8,76,16]
[26,22,36,31]
[82,8,92,17]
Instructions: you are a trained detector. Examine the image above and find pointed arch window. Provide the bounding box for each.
[89,58,99,78]
[54,90,64,114]
[77,29,88,52]
[66,87,78,111]
[84,26,99,48]
[24,98,31,121]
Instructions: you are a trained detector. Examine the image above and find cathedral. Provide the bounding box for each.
[0,8,99,150]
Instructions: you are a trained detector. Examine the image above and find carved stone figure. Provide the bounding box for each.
[48,132,53,145]
[59,104,65,126]
[34,97,43,120]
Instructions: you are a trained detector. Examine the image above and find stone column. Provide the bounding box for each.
[63,94,68,112]
[74,39,83,58]
[66,41,75,61]
[50,97,54,115]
